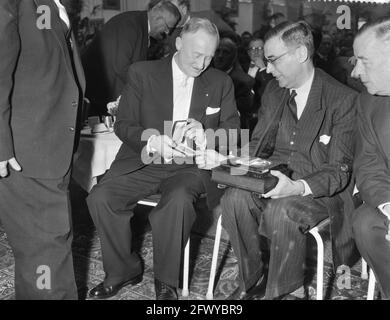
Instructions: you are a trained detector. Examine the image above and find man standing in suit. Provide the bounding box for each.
[0,0,85,299]
[82,0,180,116]
[86,17,240,300]
[351,17,390,299]
[196,21,358,300]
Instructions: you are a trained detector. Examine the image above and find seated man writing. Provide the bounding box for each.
[86,18,240,300]
[196,21,359,300]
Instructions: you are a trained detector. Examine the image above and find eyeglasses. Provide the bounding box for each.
[248,46,263,52]
[263,47,297,66]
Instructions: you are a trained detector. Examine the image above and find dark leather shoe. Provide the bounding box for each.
[227,275,266,300]
[154,278,178,300]
[89,274,142,299]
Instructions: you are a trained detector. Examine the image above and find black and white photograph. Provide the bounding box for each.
[1,0,390,310]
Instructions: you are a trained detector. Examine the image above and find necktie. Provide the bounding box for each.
[54,0,70,29]
[288,90,298,122]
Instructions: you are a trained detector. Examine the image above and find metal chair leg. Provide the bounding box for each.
[137,197,192,297]
[361,258,368,280]
[182,238,190,297]
[308,226,325,300]
[206,214,223,300]
[367,268,376,300]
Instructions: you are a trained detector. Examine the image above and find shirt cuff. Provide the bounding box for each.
[378,203,390,219]
[146,135,157,155]
[197,136,207,151]
[298,179,313,196]
[248,66,259,78]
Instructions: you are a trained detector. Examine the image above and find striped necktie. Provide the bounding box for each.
[288,90,298,122]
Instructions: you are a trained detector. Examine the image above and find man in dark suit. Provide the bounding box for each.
[351,17,390,299]
[82,0,180,116]
[196,21,358,300]
[0,0,85,299]
[86,17,240,300]
[148,0,236,60]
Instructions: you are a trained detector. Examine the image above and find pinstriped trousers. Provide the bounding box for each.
[352,204,390,299]
[221,187,328,299]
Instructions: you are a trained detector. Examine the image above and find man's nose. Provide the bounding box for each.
[266,62,273,74]
[351,64,360,79]
[195,58,205,70]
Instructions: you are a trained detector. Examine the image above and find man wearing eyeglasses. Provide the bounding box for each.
[82,0,180,116]
[196,21,359,300]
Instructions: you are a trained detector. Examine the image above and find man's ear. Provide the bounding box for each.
[383,33,390,47]
[175,36,182,51]
[296,45,309,63]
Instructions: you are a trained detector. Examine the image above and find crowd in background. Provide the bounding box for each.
[142,10,368,135]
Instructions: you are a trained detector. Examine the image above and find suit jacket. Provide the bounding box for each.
[354,93,390,209]
[228,62,255,115]
[82,11,149,115]
[249,68,359,268]
[251,68,273,114]
[0,0,85,179]
[106,55,240,208]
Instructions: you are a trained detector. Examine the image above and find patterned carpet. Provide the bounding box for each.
[0,180,376,300]
[0,216,374,300]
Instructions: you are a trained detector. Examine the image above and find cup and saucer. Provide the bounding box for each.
[92,123,109,134]
[81,123,110,136]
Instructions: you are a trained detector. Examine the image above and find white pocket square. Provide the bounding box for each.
[206,107,220,115]
[319,135,331,145]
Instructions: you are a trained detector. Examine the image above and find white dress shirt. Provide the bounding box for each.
[290,69,315,120]
[147,54,195,156]
[172,53,194,123]
[53,0,70,28]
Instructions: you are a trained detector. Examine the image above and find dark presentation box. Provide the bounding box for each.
[211,157,292,194]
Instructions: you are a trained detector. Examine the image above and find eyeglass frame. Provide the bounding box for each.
[263,46,299,67]
[248,46,263,53]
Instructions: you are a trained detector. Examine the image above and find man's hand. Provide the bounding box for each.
[253,56,266,70]
[0,157,22,178]
[183,118,206,148]
[262,170,304,199]
[149,135,186,160]
[195,149,227,170]
[382,205,390,242]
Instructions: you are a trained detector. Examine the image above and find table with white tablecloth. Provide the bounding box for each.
[72,129,122,192]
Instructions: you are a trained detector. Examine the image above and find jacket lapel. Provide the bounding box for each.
[34,0,74,76]
[188,73,209,123]
[253,89,289,157]
[296,70,325,154]
[156,57,174,125]
[70,32,86,93]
